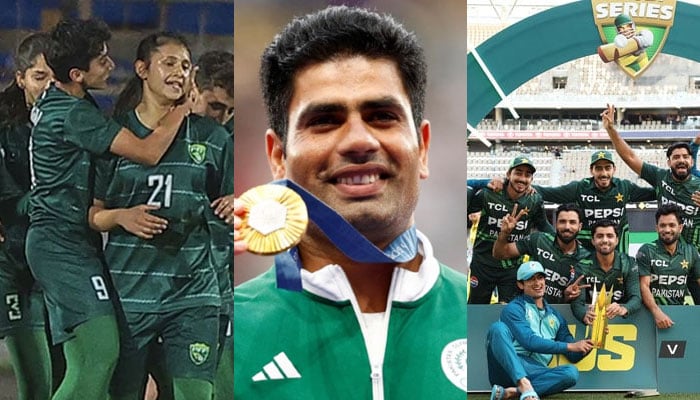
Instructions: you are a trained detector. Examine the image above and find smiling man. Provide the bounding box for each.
[232,6,466,399]
[485,261,593,400]
[493,203,591,304]
[636,204,700,329]
[532,150,655,252]
[603,105,700,250]
[467,155,554,304]
[603,104,700,301]
[571,220,642,325]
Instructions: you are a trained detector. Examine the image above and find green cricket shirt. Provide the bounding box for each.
[636,238,700,305]
[468,187,554,270]
[641,162,700,247]
[515,232,591,303]
[534,177,654,252]
[572,251,642,322]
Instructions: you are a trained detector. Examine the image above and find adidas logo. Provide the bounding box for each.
[252,352,301,382]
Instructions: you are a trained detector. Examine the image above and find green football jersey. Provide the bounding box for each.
[467,187,554,270]
[641,162,700,247]
[515,231,591,303]
[636,238,700,305]
[29,84,122,228]
[95,111,232,313]
[208,198,233,316]
[534,177,654,252]
[572,251,642,322]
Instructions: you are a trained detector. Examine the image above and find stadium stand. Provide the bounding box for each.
[468,20,700,187]
[467,147,667,188]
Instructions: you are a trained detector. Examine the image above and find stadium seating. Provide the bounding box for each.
[467,148,668,189]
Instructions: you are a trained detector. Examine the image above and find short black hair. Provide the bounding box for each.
[260,5,427,145]
[195,50,233,98]
[666,142,692,159]
[655,204,683,225]
[591,219,619,237]
[555,203,582,223]
[46,18,111,83]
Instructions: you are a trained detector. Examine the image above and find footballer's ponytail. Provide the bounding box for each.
[113,32,190,117]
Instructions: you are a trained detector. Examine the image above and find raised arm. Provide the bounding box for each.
[602,104,643,175]
[110,103,191,166]
[690,132,700,177]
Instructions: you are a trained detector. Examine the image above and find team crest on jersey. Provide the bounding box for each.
[188,143,207,164]
[189,342,210,365]
[441,339,467,392]
[592,0,676,78]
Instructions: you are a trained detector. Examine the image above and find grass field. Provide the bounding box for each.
[468,392,700,400]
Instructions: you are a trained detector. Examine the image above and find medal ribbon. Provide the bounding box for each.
[272,179,418,291]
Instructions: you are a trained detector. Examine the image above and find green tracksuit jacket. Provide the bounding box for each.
[234,232,467,399]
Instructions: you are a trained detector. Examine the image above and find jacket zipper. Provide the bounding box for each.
[335,267,399,400]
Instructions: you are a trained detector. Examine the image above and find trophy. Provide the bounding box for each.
[589,283,613,349]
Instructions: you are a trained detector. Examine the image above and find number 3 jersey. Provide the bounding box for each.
[95,111,233,313]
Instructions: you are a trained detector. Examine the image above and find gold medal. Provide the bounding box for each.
[239,184,308,255]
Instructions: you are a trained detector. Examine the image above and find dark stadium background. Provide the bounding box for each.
[0,0,232,396]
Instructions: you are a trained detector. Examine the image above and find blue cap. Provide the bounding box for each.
[517,261,545,281]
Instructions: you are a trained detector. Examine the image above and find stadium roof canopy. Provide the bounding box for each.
[468,0,700,133]
[467,0,700,24]
[467,0,576,24]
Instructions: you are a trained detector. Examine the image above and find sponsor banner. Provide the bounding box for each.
[480,130,696,141]
[655,307,700,393]
[468,304,657,391]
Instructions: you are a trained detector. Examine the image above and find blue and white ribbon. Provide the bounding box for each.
[272,179,418,291]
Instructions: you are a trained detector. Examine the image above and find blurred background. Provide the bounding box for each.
[0,0,232,396]
[234,0,468,285]
[0,0,233,114]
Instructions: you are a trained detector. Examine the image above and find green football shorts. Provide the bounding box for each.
[26,224,115,344]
